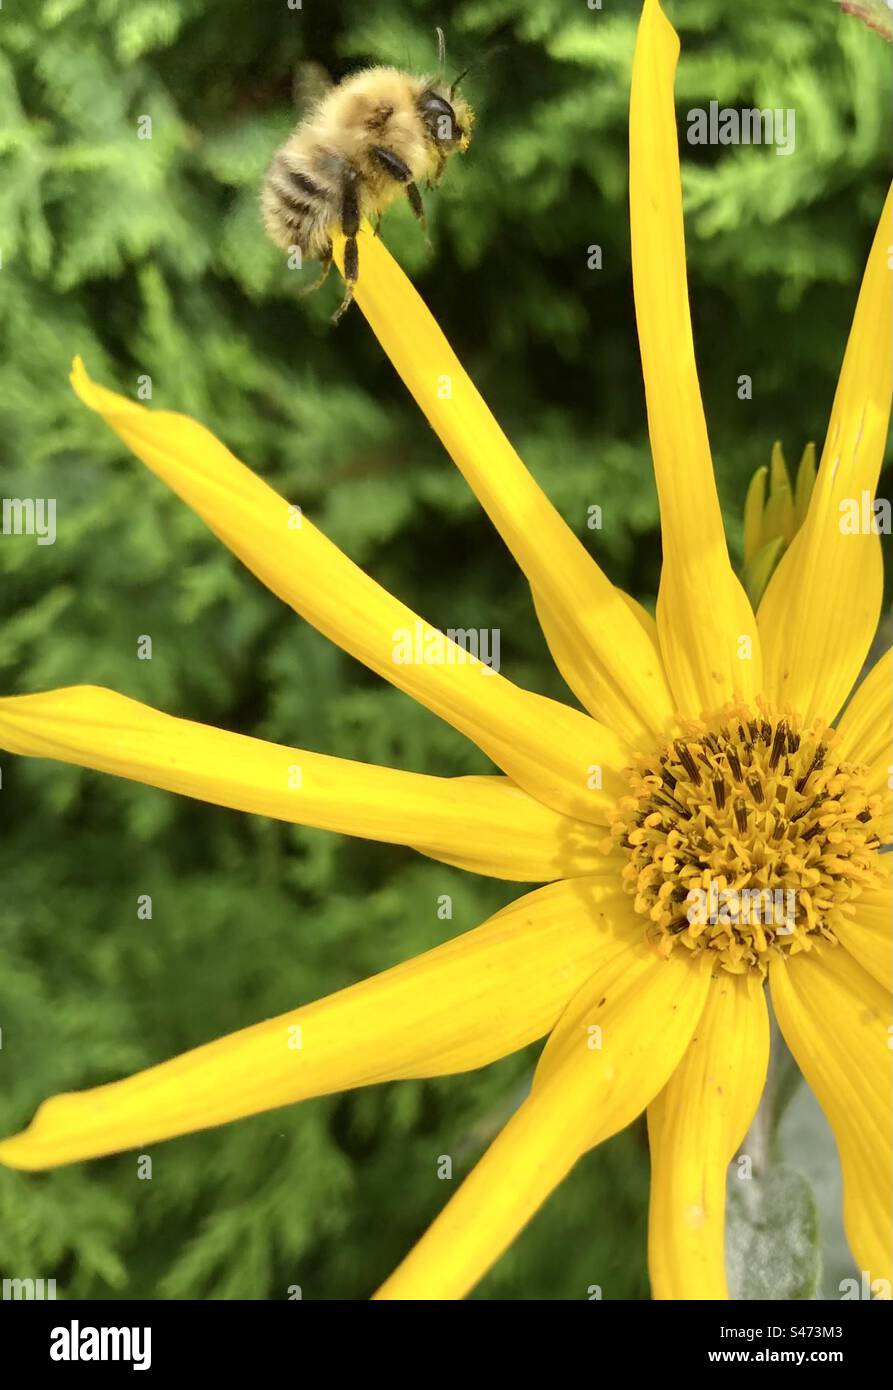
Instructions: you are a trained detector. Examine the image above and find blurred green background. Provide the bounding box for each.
[0,0,890,1299]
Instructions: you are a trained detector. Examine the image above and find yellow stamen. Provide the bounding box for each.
[610,704,884,975]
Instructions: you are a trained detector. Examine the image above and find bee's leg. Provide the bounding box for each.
[372,146,413,184]
[405,181,432,252]
[371,148,431,250]
[297,241,333,299]
[332,170,360,324]
[372,216,382,238]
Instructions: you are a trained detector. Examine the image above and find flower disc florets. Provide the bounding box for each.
[610,705,884,975]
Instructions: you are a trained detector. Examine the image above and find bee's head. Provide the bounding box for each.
[417,85,473,153]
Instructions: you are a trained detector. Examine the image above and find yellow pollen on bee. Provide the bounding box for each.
[607,704,885,977]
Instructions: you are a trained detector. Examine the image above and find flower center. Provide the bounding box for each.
[609,706,884,976]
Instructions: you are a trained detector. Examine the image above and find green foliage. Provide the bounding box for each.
[833,1,893,43]
[0,0,889,1299]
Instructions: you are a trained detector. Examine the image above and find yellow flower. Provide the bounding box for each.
[742,441,817,607]
[1,0,890,1299]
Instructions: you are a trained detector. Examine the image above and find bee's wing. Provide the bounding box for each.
[291,61,334,119]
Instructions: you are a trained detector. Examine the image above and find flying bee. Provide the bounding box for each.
[262,31,473,322]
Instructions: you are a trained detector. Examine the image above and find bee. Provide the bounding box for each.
[262,31,473,322]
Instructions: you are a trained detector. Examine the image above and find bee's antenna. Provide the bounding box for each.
[448,39,508,97]
[449,68,470,97]
[436,26,446,73]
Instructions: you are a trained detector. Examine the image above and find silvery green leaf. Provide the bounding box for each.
[776,1079,856,1298]
[726,1164,821,1300]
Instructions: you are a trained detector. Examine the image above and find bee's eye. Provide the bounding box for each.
[419,91,459,144]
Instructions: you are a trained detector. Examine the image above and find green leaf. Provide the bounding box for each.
[726,1164,821,1300]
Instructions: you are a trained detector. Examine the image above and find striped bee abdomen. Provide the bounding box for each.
[261,151,339,257]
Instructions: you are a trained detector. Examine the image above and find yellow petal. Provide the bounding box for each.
[0,876,633,1172]
[742,537,785,613]
[835,882,892,993]
[374,942,711,1300]
[70,357,629,824]
[647,973,769,1299]
[328,227,677,748]
[743,465,768,565]
[758,185,893,724]
[530,584,675,746]
[762,441,795,545]
[0,684,615,883]
[619,588,660,643]
[771,946,892,1288]
[835,647,892,798]
[629,0,761,716]
[794,443,817,528]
